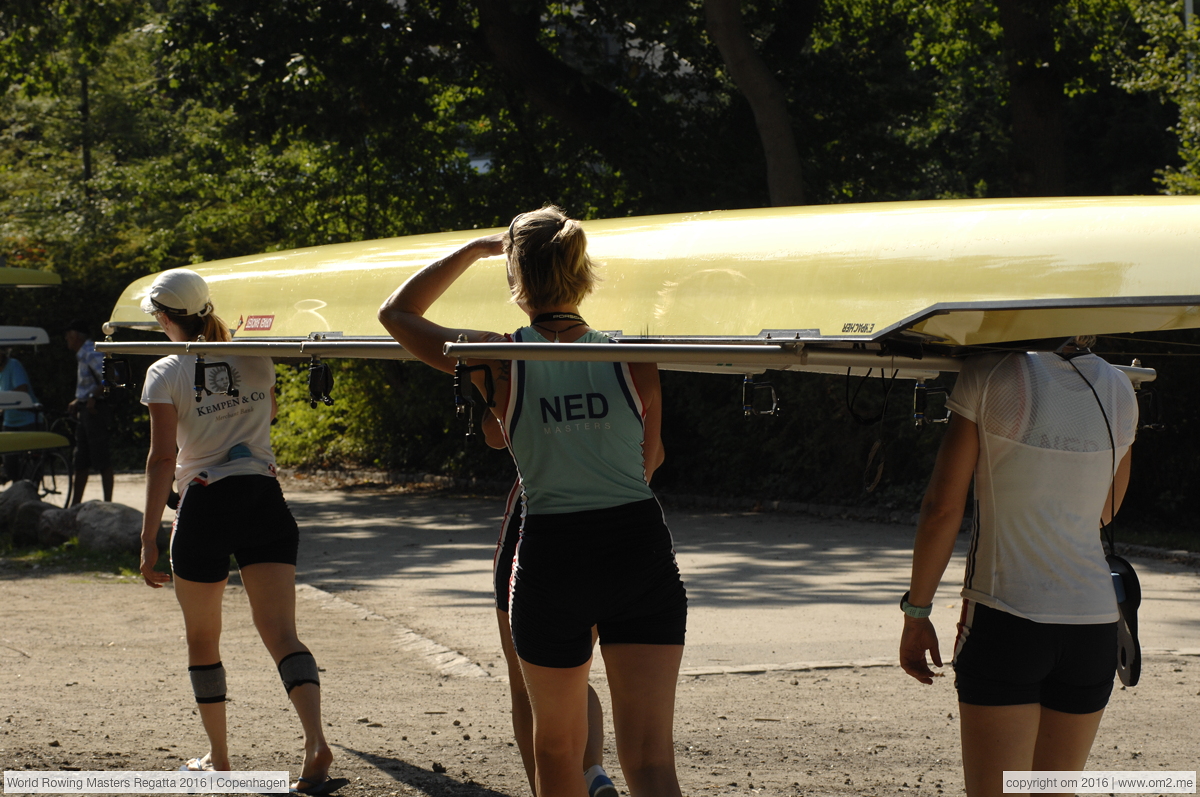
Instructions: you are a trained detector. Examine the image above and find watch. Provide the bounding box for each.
[900,591,932,619]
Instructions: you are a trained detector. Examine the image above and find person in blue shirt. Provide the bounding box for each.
[65,320,114,504]
[380,206,687,797]
[1,347,40,483]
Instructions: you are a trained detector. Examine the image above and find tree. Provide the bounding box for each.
[1114,0,1200,194]
[996,0,1068,195]
[704,0,808,205]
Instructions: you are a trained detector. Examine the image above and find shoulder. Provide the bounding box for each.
[947,351,1013,422]
[146,355,185,382]
[1087,354,1137,404]
[961,350,1013,376]
[954,351,1013,395]
[230,355,275,374]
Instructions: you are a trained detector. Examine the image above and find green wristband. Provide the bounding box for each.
[900,591,932,619]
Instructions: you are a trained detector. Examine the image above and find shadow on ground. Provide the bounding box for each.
[337,745,514,797]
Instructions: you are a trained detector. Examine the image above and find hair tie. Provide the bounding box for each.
[197,302,213,318]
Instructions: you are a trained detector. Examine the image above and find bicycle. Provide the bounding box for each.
[13,410,75,509]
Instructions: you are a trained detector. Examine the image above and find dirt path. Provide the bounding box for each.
[2,478,1197,796]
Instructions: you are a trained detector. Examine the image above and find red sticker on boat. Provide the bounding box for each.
[244,315,275,331]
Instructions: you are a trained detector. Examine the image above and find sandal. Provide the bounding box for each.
[290,775,347,796]
[178,754,215,772]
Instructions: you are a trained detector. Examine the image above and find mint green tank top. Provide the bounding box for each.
[502,327,655,514]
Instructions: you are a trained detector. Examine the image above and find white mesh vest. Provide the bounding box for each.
[947,352,1137,624]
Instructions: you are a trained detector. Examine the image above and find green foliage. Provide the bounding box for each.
[272,360,391,469]
[1112,0,1200,194]
[271,360,514,479]
[1,0,1197,543]
[0,536,142,576]
[654,370,948,509]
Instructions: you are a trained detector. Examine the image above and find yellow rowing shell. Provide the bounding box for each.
[0,431,70,454]
[102,197,1200,348]
[0,267,61,288]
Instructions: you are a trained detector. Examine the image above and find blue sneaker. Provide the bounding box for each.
[587,771,618,797]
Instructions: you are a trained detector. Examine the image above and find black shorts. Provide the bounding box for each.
[170,475,299,583]
[952,600,1117,714]
[509,498,688,669]
[493,483,523,613]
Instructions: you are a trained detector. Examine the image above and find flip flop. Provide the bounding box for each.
[290,775,348,796]
[178,754,215,772]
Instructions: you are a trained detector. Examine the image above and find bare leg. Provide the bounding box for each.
[499,612,608,796]
[519,655,592,797]
[497,610,538,794]
[602,643,683,797]
[1032,707,1105,796]
[959,702,1040,797]
[584,686,604,771]
[173,575,231,771]
[240,563,332,786]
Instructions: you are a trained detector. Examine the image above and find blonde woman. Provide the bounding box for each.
[137,269,335,795]
[380,207,687,797]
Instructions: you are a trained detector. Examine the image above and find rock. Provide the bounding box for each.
[12,500,58,546]
[75,501,144,553]
[37,508,78,547]
[0,480,39,535]
[156,521,171,552]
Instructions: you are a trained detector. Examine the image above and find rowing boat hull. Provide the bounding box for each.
[0,267,61,288]
[0,431,70,454]
[102,197,1200,349]
[0,327,50,347]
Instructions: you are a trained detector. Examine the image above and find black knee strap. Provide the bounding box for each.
[188,661,226,704]
[277,651,320,694]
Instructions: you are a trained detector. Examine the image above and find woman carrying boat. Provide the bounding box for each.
[484,408,616,796]
[380,206,687,797]
[491,484,618,797]
[136,269,334,795]
[899,338,1137,797]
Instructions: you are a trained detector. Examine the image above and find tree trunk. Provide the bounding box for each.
[705,0,805,206]
[473,0,633,157]
[80,67,92,192]
[996,0,1066,196]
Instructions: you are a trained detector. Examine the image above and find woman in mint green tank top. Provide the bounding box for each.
[380,206,686,797]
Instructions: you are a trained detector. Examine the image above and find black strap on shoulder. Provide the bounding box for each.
[1059,352,1119,552]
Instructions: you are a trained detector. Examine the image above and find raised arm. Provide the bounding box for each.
[378,235,505,375]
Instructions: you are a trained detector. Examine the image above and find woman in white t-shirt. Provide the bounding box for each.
[899,340,1137,797]
[137,269,334,795]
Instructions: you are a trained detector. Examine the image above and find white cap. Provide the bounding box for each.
[140,269,213,317]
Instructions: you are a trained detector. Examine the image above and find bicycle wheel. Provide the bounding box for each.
[38,452,73,508]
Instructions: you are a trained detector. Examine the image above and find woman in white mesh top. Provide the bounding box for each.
[898,338,1137,797]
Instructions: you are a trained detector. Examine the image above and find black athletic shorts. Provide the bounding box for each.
[952,600,1117,714]
[170,475,300,583]
[493,483,522,613]
[509,497,688,669]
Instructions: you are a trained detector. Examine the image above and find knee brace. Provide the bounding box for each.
[277,651,320,694]
[188,662,227,704]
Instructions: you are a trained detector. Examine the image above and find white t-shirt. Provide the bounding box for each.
[947,351,1137,624]
[141,355,277,491]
